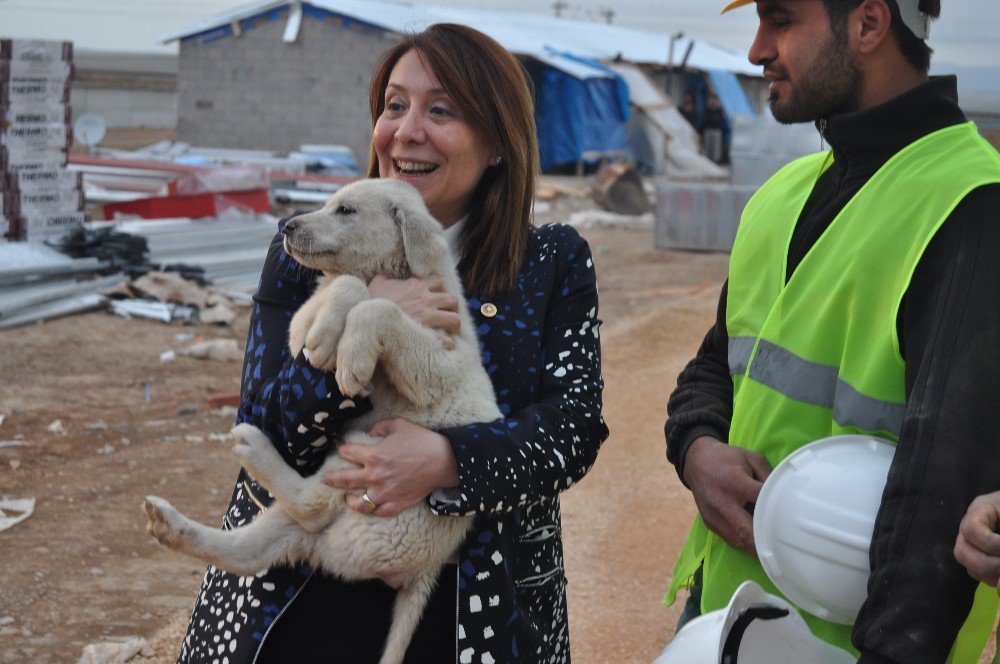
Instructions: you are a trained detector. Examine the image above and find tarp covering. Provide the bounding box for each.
[706,68,756,118]
[528,54,631,171]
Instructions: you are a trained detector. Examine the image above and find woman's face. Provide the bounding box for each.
[373,49,496,227]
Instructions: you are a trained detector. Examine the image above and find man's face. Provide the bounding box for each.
[748,0,864,123]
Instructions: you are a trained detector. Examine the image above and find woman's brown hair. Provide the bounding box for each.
[367,23,538,296]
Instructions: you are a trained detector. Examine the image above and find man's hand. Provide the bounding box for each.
[954,491,1000,592]
[368,275,460,348]
[683,436,772,555]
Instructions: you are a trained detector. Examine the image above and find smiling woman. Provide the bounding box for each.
[175,22,608,664]
[371,50,497,227]
[367,24,540,296]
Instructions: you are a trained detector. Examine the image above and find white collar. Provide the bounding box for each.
[441,217,466,262]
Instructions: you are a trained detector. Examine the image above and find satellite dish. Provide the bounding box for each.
[74,113,107,148]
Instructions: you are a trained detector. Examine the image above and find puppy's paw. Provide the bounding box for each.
[142,496,186,548]
[304,320,340,372]
[231,439,258,468]
[288,310,313,358]
[335,337,377,397]
[335,369,374,398]
[230,425,281,484]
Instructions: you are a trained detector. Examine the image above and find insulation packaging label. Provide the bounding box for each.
[18,185,83,214]
[9,168,81,192]
[21,210,85,239]
[0,146,67,171]
[0,103,70,129]
[0,39,73,64]
[0,76,71,105]
[1,122,70,151]
[5,60,73,80]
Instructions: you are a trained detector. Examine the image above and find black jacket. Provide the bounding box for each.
[178,221,609,663]
[665,77,1000,663]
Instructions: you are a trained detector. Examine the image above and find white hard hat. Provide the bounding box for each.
[720,0,931,39]
[753,434,896,624]
[652,580,854,664]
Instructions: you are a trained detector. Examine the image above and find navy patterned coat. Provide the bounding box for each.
[178,221,609,664]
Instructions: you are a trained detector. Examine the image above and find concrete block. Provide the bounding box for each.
[653,180,758,252]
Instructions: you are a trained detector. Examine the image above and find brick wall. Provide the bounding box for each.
[177,10,396,164]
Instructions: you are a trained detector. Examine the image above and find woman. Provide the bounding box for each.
[178,23,608,663]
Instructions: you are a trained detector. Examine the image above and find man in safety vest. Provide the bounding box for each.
[663,0,1000,661]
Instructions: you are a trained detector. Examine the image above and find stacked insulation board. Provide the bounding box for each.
[1,38,85,242]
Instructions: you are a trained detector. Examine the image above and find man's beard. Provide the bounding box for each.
[768,32,863,124]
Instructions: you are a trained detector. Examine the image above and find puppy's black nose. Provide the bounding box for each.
[283,219,298,236]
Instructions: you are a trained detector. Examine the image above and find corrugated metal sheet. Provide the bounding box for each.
[0,213,278,327]
[113,215,279,291]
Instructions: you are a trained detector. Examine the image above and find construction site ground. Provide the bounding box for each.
[1,187,996,663]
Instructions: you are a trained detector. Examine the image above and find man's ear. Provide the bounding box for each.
[390,194,447,278]
[855,0,893,52]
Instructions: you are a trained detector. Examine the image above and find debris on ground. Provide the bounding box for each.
[205,392,241,410]
[591,162,653,215]
[0,497,35,533]
[567,209,654,230]
[537,180,590,200]
[109,299,197,324]
[77,636,154,664]
[180,338,242,361]
[116,270,240,325]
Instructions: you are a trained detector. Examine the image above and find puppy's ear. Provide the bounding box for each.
[390,194,447,278]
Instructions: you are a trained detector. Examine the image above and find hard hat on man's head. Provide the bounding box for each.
[721,0,932,40]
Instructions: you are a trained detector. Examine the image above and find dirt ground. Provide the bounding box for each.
[1,194,995,662]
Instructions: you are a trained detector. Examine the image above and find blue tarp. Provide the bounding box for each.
[530,53,631,171]
[706,68,756,118]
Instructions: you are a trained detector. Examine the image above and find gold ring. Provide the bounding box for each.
[361,491,379,513]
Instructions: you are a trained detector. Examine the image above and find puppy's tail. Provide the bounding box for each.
[379,567,442,664]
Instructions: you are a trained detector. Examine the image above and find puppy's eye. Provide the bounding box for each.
[336,204,357,215]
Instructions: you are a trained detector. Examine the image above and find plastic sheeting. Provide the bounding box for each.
[706,69,756,119]
[529,55,631,171]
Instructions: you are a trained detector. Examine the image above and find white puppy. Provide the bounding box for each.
[143,179,500,664]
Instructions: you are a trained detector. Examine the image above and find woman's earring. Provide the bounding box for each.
[493,156,502,166]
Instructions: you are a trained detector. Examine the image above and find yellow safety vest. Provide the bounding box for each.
[666,122,1000,661]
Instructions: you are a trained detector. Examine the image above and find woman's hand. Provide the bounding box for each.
[322,418,460,517]
[954,491,1000,592]
[368,275,460,348]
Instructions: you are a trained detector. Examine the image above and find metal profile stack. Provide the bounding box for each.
[1,38,84,242]
[113,215,279,292]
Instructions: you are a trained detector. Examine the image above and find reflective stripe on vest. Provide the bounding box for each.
[729,336,906,436]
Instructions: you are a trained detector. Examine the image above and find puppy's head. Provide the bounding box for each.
[282,179,447,281]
